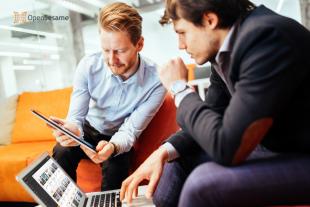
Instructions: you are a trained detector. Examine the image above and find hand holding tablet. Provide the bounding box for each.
[31,109,97,153]
[49,116,80,147]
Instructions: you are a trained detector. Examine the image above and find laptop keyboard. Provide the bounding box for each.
[90,192,121,207]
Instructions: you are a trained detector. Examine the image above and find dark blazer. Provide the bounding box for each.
[167,5,310,165]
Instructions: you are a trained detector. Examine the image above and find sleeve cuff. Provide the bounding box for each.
[162,142,180,161]
[174,88,195,108]
[109,133,134,156]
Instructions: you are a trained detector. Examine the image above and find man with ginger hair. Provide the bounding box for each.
[51,2,166,191]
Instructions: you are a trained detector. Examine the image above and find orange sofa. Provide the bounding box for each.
[0,87,179,202]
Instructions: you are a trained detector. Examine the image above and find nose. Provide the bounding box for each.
[108,51,118,65]
[178,38,186,50]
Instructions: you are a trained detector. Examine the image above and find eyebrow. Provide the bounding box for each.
[102,47,128,51]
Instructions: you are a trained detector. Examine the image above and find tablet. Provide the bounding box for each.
[31,109,97,153]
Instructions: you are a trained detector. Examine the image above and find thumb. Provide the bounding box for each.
[96,140,108,151]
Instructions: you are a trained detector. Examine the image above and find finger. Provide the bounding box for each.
[126,176,144,203]
[64,137,79,146]
[98,143,113,156]
[120,176,132,201]
[49,116,65,125]
[81,145,91,154]
[96,140,108,151]
[52,130,64,137]
[81,145,97,159]
[58,135,74,146]
[61,139,73,146]
[133,187,138,198]
[56,135,67,143]
[59,134,70,141]
[96,150,110,162]
[80,145,90,155]
[145,173,161,199]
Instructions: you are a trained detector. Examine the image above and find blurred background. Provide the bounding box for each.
[0,0,308,99]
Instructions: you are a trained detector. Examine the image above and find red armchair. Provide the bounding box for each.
[76,94,179,192]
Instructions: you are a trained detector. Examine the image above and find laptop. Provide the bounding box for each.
[16,152,155,207]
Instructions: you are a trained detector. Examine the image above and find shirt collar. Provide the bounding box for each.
[123,55,145,86]
[214,22,238,65]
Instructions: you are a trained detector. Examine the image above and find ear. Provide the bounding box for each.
[203,12,219,29]
[136,36,144,52]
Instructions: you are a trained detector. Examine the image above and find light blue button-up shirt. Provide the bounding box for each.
[67,52,166,154]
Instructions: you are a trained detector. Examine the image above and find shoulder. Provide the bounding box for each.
[238,5,304,40]
[140,55,159,77]
[77,52,104,74]
[234,5,308,58]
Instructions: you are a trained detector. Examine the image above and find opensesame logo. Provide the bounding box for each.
[12,11,69,24]
[13,11,28,24]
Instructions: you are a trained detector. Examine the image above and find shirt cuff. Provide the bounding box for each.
[162,142,180,161]
[108,138,123,157]
[174,88,195,108]
[109,132,135,157]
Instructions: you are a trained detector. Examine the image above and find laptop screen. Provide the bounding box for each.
[18,154,84,207]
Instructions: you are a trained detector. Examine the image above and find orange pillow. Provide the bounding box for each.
[12,87,72,143]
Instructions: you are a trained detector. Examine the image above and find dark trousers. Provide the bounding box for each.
[153,146,310,207]
[52,121,131,191]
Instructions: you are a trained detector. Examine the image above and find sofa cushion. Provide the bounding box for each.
[0,94,18,145]
[11,88,72,143]
[0,141,55,202]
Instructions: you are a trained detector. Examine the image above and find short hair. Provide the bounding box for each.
[160,0,256,28]
[98,2,143,45]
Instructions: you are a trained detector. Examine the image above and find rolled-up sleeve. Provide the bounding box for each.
[110,83,166,155]
[66,56,91,134]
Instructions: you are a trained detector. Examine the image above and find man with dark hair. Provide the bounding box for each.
[120,0,310,206]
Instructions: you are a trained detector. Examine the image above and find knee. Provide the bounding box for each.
[179,162,229,207]
[154,162,186,207]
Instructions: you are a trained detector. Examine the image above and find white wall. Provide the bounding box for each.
[15,66,64,93]
[0,57,17,97]
[141,10,193,65]
[252,0,301,23]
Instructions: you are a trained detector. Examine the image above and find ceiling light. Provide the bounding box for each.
[0,51,31,58]
[0,42,63,52]
[50,54,60,60]
[12,65,35,70]
[0,25,63,39]
[23,59,53,65]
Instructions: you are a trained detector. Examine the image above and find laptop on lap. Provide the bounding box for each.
[16,152,154,207]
